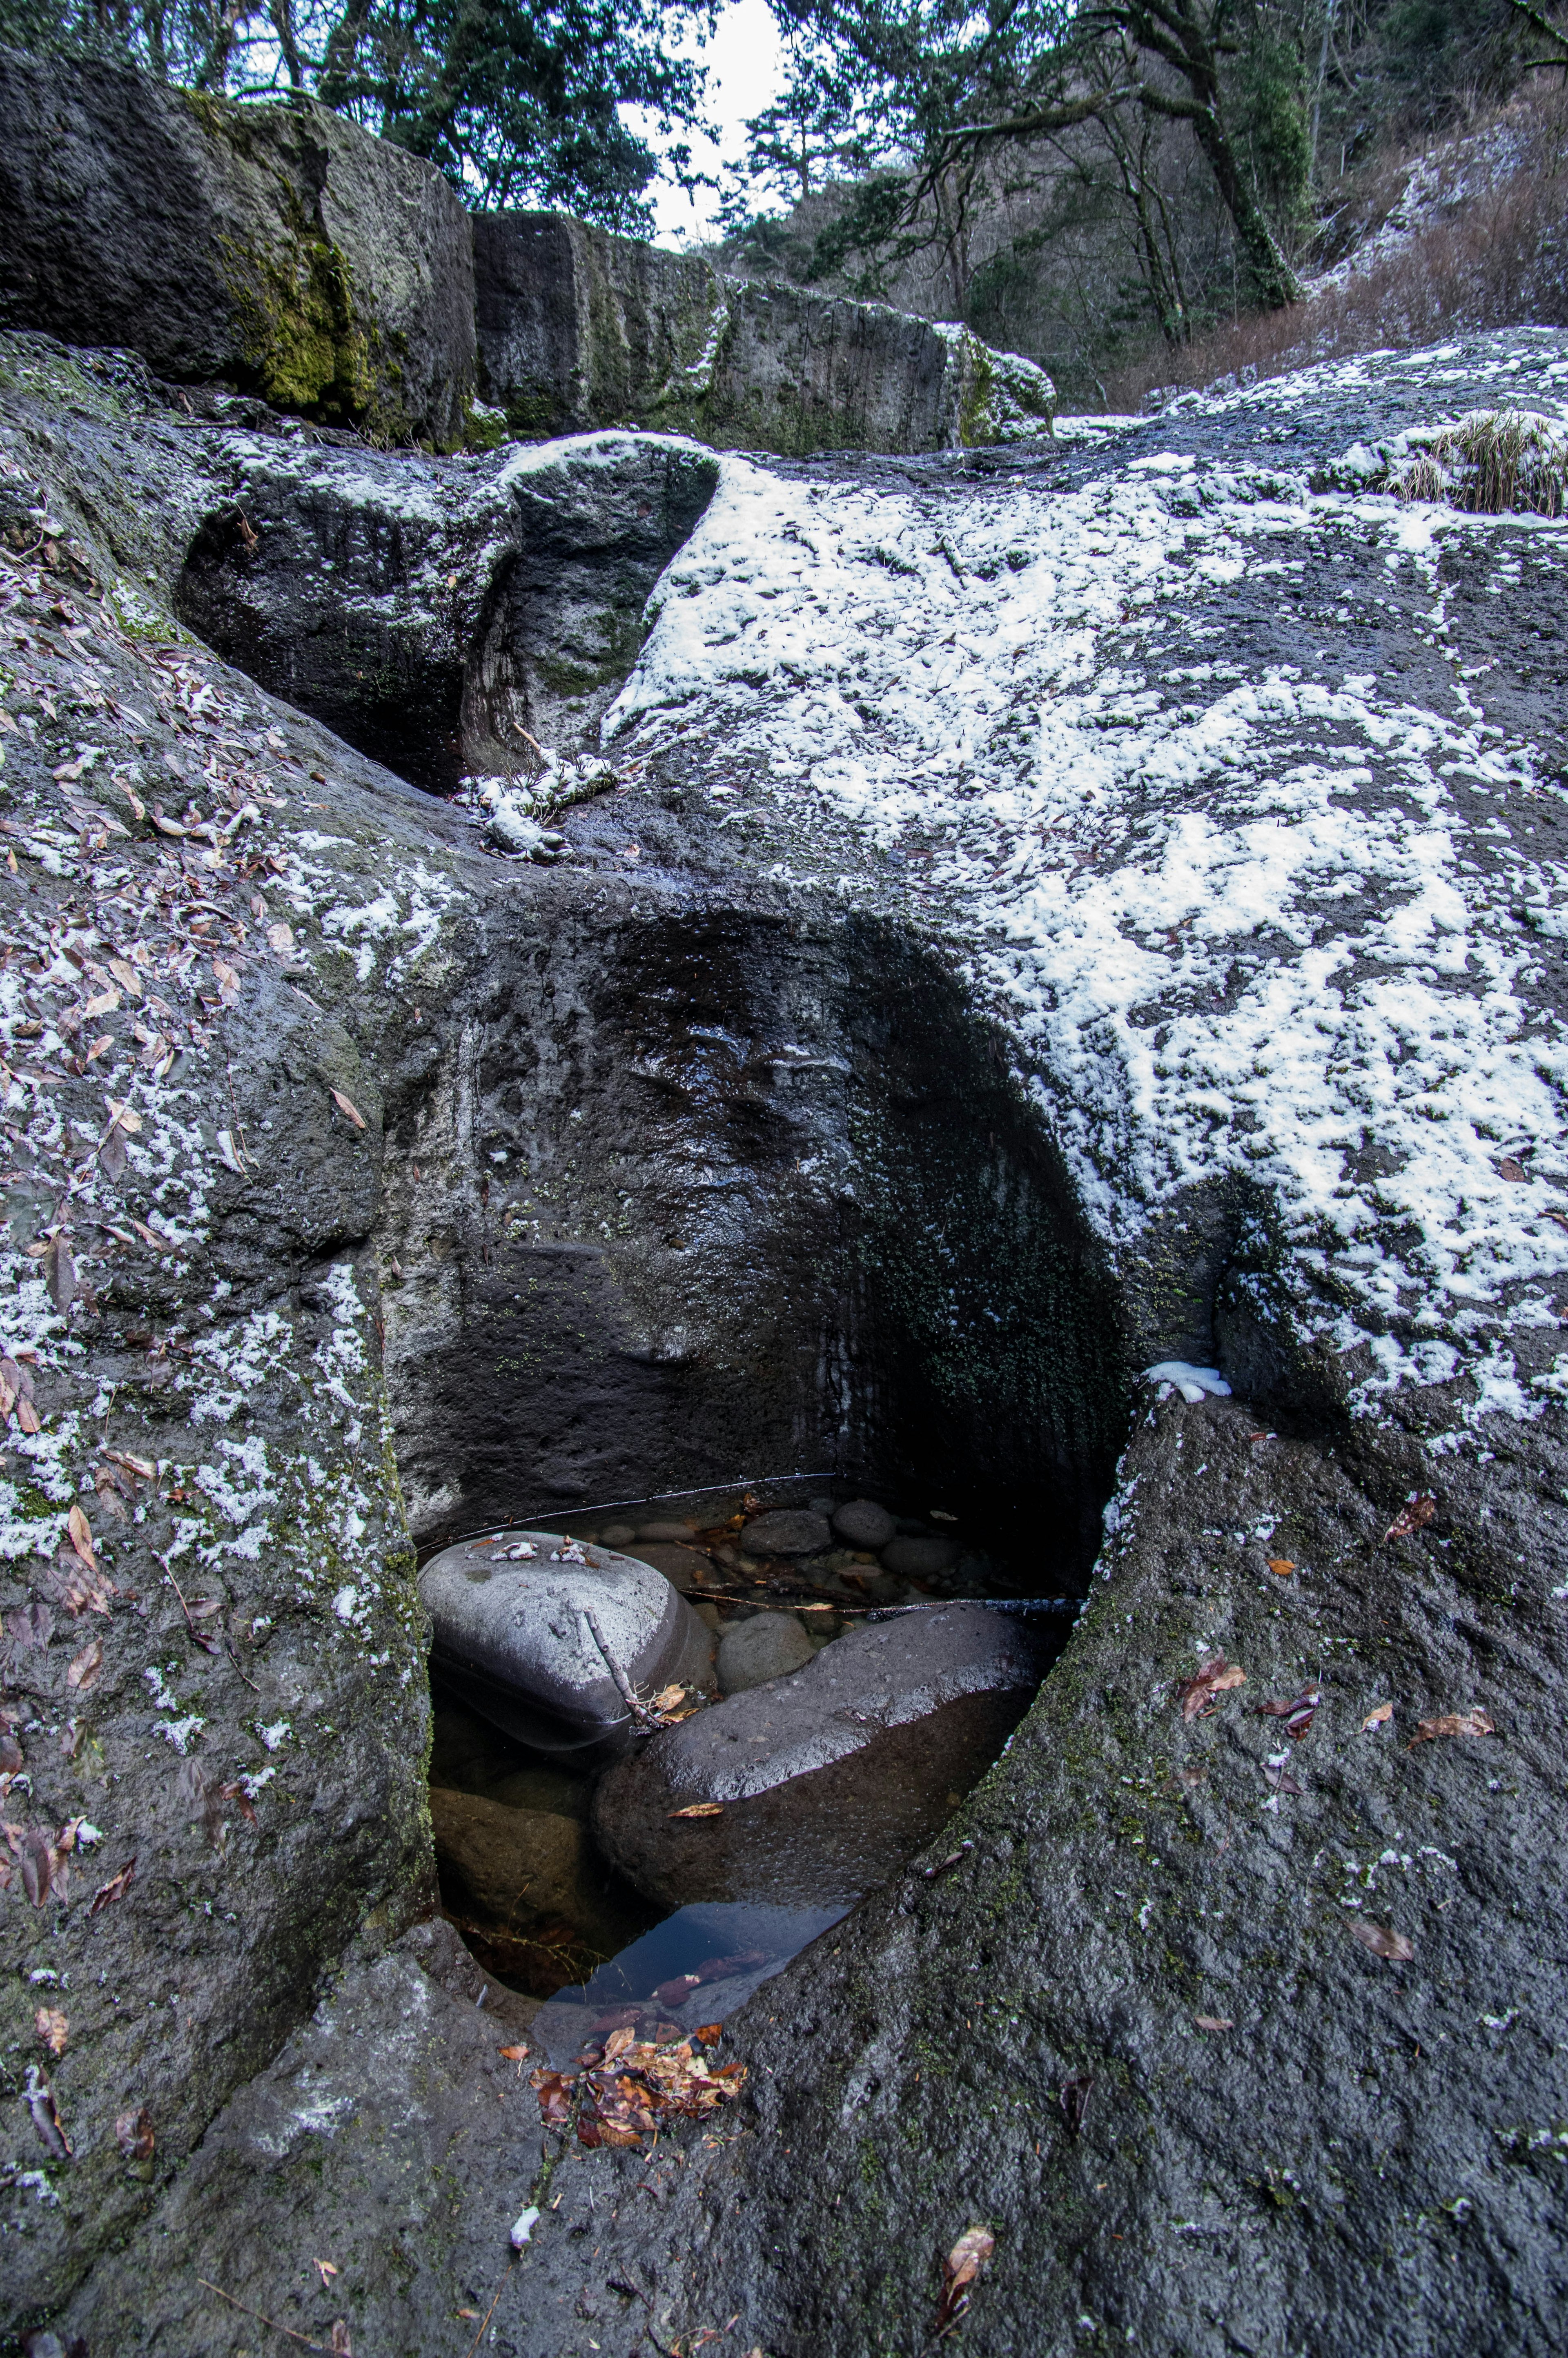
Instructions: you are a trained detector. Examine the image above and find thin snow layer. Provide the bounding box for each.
[608,421,1568,1421]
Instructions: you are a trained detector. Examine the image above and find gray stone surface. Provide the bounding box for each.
[3,322,1568,2356]
[590,1604,1056,1906]
[832,1496,897,1547]
[714,1609,814,1692]
[474,209,1056,455]
[741,1507,831,1554]
[419,1531,714,1758]
[0,46,475,446]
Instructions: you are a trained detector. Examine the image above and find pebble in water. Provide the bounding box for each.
[716,1612,815,1694]
[832,1498,897,1548]
[742,1508,833,1556]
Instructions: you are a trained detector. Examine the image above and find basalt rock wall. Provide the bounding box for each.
[0,44,477,448]
[473,209,1058,454]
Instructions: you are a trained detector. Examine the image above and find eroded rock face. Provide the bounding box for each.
[4,324,1568,2356]
[174,428,720,787]
[419,1532,715,1758]
[474,210,1056,454]
[591,1605,1057,1906]
[0,47,475,446]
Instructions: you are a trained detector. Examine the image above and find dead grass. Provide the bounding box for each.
[1106,88,1568,412]
[1379,407,1568,515]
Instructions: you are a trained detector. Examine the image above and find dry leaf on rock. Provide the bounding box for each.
[8,1601,53,1650]
[1345,1917,1414,1962]
[935,2227,996,2334]
[330,1089,366,1130]
[1409,1709,1495,1746]
[90,1857,135,1913]
[669,1801,724,1819]
[1266,1558,1296,1577]
[116,2104,155,2161]
[1193,2015,1234,2031]
[1177,1657,1246,1722]
[1499,1157,1528,1181]
[24,2068,70,2159]
[35,2006,68,2056]
[1362,1702,1394,1732]
[497,2043,529,2063]
[45,1231,75,1312]
[1257,1687,1320,1741]
[67,1503,97,1571]
[66,1638,102,1692]
[330,2323,352,2357]
[1384,1494,1436,1542]
[1059,2069,1094,2134]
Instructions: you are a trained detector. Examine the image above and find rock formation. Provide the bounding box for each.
[473,210,1057,452]
[0,259,1564,2358]
[0,45,477,448]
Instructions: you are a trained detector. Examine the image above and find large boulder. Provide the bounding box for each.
[0,45,475,445]
[428,1787,653,1972]
[590,1605,1057,1906]
[473,209,1056,454]
[419,1530,715,1760]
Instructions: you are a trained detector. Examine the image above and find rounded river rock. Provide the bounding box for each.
[592,1603,1055,1907]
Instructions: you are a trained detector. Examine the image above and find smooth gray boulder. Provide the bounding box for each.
[831,1497,897,1548]
[0,45,475,446]
[715,1611,814,1693]
[473,209,1056,455]
[591,1604,1055,1906]
[419,1531,714,1760]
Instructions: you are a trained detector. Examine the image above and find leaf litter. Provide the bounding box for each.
[935,2227,996,2335]
[531,2021,747,2150]
[1177,1657,1246,1721]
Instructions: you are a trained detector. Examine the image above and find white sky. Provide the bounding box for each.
[626,0,789,249]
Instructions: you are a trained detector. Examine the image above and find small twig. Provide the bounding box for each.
[581,1605,658,1728]
[196,2279,331,2351]
[463,2253,517,2358]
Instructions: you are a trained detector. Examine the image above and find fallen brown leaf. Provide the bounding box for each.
[330,1088,366,1130]
[1256,1686,1321,1740]
[45,1230,76,1312]
[1409,1709,1495,1746]
[7,1601,53,1649]
[693,2023,723,2046]
[1345,1917,1414,1962]
[115,2106,154,2161]
[1177,1656,1246,1722]
[1266,1558,1296,1577]
[1362,1701,1394,1732]
[1384,1494,1436,1542]
[66,1638,102,1692]
[497,2043,530,2062]
[25,2069,70,2158]
[935,2227,996,2334]
[1193,2015,1234,2031]
[669,1801,724,1819]
[90,1857,136,1913]
[314,2260,339,2286]
[67,1503,97,1571]
[35,2006,68,2056]
[1498,1158,1528,1181]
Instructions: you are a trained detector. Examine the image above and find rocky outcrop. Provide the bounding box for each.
[474,209,1056,452]
[592,1604,1058,1906]
[2,322,1567,2357]
[0,45,475,446]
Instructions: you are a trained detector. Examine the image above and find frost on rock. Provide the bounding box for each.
[608,344,1568,1435]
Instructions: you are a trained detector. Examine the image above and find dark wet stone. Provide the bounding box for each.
[881,1534,961,1576]
[716,1612,814,1694]
[831,1497,898,1548]
[419,1531,713,1761]
[637,1519,701,1541]
[624,1540,716,1595]
[742,1508,832,1556]
[591,1604,1056,1907]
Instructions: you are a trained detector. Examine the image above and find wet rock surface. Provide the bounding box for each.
[591,1604,1059,1907]
[1,323,1566,2354]
[418,1530,714,1759]
[0,46,475,447]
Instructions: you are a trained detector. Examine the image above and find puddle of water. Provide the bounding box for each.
[529,1901,849,2064]
[427,1474,1076,2012]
